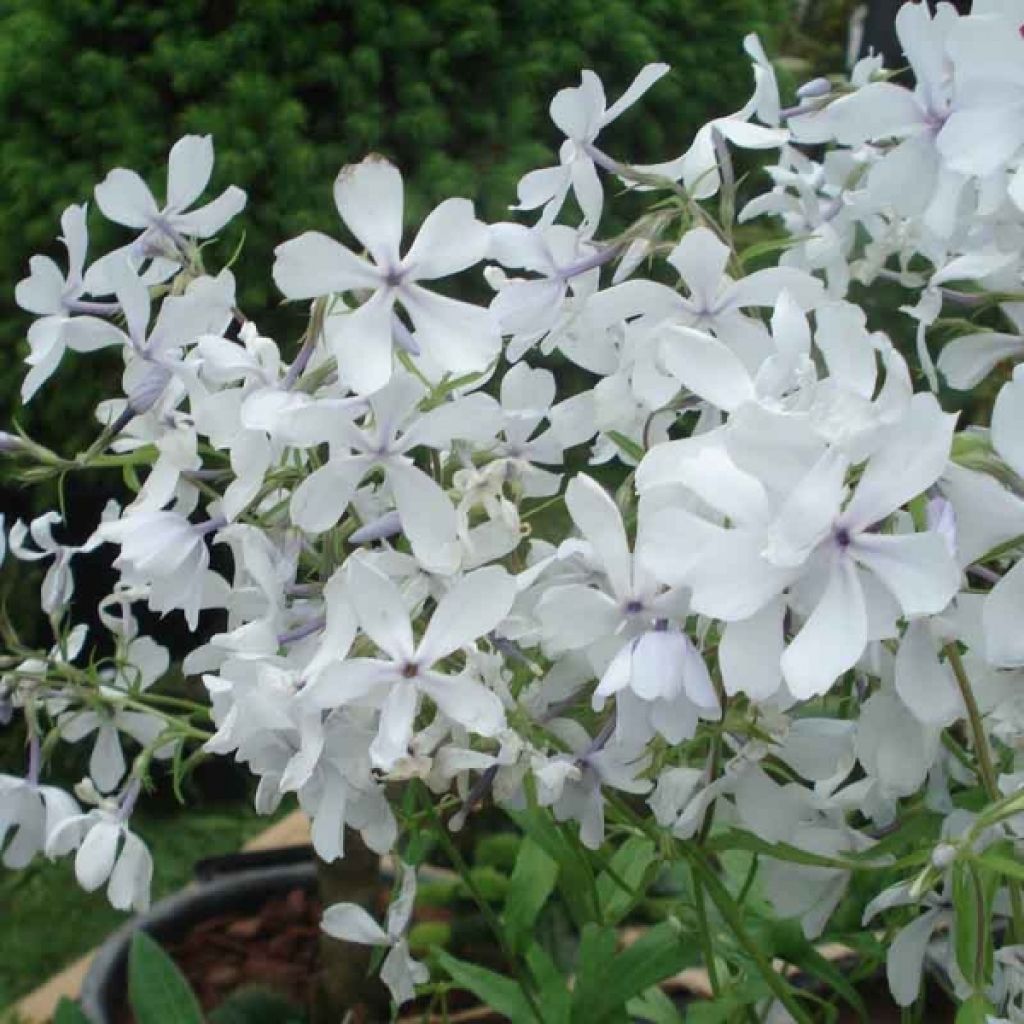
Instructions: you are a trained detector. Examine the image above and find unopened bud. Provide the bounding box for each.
[0,431,27,455]
[797,77,832,100]
[931,842,957,870]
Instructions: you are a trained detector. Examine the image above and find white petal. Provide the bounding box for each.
[565,475,632,599]
[334,157,404,268]
[688,530,796,621]
[937,331,1024,391]
[404,198,488,281]
[401,285,499,378]
[992,367,1024,478]
[385,461,460,575]
[887,909,940,1008]
[728,267,824,312]
[894,621,963,726]
[380,941,427,1006]
[781,557,867,699]
[346,559,415,662]
[416,566,516,665]
[941,463,1024,567]
[850,532,959,618]
[107,831,152,911]
[75,821,121,892]
[94,170,159,229]
[719,597,785,701]
[983,559,1024,667]
[764,448,848,567]
[536,584,622,651]
[290,458,370,534]
[166,135,214,211]
[418,671,505,736]
[321,902,390,945]
[89,725,126,794]
[325,289,397,395]
[550,72,605,140]
[15,256,65,315]
[370,682,419,770]
[307,659,394,710]
[603,63,670,125]
[659,326,754,413]
[666,227,729,305]
[272,232,379,299]
[173,187,247,237]
[841,395,957,530]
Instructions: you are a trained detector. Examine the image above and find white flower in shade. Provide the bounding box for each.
[96,510,226,630]
[58,635,170,793]
[321,863,427,1007]
[8,512,102,618]
[537,474,688,655]
[93,134,246,277]
[310,560,514,771]
[511,64,669,231]
[936,303,1024,391]
[15,204,124,401]
[0,769,80,869]
[46,795,153,912]
[976,386,1024,666]
[641,396,961,699]
[631,36,787,200]
[273,155,497,395]
[288,371,500,575]
[594,626,720,746]
[539,718,651,850]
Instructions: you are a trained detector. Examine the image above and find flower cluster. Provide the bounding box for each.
[3,5,1024,1018]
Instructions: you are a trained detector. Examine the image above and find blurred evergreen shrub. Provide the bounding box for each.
[0,0,787,447]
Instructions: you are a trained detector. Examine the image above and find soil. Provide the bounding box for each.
[111,884,956,1024]
[166,885,321,1016]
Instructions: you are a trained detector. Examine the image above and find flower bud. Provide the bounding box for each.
[931,842,957,870]
[0,431,27,455]
[797,77,832,100]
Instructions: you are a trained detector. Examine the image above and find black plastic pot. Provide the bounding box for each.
[79,846,317,1024]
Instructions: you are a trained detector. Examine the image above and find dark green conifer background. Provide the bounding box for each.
[0,0,788,444]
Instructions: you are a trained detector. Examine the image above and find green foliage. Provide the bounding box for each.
[0,0,787,451]
[127,931,203,1024]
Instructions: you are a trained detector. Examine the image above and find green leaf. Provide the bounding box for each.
[605,923,689,1012]
[606,430,645,462]
[525,942,572,1023]
[571,923,619,1024]
[435,949,537,1024]
[625,985,686,1024]
[952,863,994,990]
[955,992,996,1024]
[973,849,1024,883]
[504,837,559,952]
[573,922,689,1024]
[127,931,204,1024]
[508,807,598,927]
[596,836,656,925]
[784,943,865,1022]
[706,828,893,872]
[53,998,92,1024]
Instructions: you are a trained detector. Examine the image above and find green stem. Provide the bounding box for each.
[945,645,999,798]
[944,644,1024,943]
[683,846,814,1024]
[415,782,545,1024]
[692,877,722,997]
